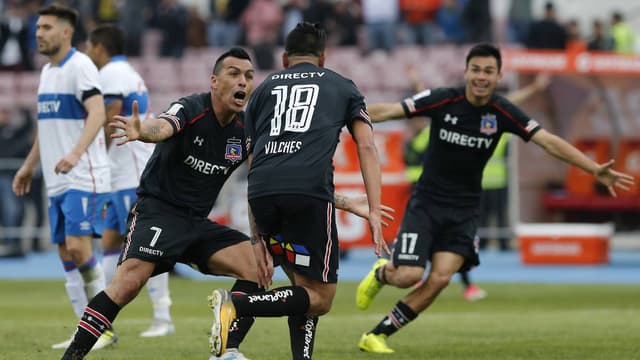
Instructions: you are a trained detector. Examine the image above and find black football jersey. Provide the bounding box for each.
[245,62,371,202]
[402,87,541,207]
[137,92,247,216]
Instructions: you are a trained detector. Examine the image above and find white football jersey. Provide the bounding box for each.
[100,56,154,191]
[37,48,111,196]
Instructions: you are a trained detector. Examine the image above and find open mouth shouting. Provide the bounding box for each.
[233,90,247,107]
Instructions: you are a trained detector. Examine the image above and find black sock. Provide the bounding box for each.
[374,263,387,284]
[227,280,262,349]
[61,291,121,359]
[460,272,471,287]
[371,301,418,337]
[232,286,310,317]
[288,315,318,360]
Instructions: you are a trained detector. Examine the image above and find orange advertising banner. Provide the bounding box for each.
[335,129,411,249]
[502,49,640,76]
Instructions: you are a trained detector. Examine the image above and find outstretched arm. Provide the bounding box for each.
[334,193,395,227]
[506,73,551,106]
[367,103,406,123]
[531,129,635,196]
[110,100,174,144]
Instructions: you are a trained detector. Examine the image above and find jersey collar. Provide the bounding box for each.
[57,47,76,67]
[110,55,127,63]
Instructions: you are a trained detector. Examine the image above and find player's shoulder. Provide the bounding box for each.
[175,92,211,112]
[410,86,461,103]
[491,92,521,112]
[68,50,97,69]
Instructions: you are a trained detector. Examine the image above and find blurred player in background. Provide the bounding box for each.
[86,24,175,338]
[356,43,634,354]
[208,22,387,360]
[12,4,115,351]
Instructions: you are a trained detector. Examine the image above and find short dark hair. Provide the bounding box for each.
[285,22,326,57]
[612,12,623,22]
[89,24,124,57]
[466,43,502,71]
[212,47,252,75]
[38,3,78,29]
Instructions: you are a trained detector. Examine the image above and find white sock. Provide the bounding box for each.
[102,251,120,286]
[64,267,88,319]
[147,272,172,322]
[78,256,106,300]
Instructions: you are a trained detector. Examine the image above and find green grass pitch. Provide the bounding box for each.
[2,278,639,359]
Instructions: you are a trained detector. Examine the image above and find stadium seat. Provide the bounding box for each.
[0,73,16,100]
[16,72,40,107]
[144,59,181,94]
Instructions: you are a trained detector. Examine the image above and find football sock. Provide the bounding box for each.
[63,261,88,319]
[61,291,121,360]
[460,272,471,287]
[227,280,261,348]
[232,285,310,317]
[146,272,172,322]
[78,255,106,300]
[288,315,318,360]
[102,248,121,285]
[375,263,387,284]
[371,301,418,337]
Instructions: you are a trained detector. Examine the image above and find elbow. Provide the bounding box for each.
[356,141,379,158]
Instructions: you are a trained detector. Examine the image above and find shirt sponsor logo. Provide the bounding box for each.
[225,138,243,163]
[183,155,230,175]
[480,113,498,135]
[271,72,325,80]
[439,128,494,149]
[38,100,61,114]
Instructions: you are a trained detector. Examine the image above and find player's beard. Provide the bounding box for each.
[38,42,60,56]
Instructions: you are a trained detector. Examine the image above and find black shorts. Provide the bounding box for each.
[119,196,249,276]
[392,196,480,272]
[249,195,339,283]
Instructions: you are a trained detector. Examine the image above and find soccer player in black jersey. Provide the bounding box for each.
[355,43,635,354]
[60,47,390,360]
[208,23,388,360]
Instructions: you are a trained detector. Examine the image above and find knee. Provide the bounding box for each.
[65,245,88,264]
[426,271,453,291]
[308,296,333,316]
[107,265,147,305]
[304,286,336,316]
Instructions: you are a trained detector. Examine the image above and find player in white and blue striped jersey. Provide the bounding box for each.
[86,24,174,338]
[11,4,114,351]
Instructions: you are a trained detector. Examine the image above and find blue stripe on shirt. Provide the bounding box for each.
[123,91,148,116]
[37,93,86,120]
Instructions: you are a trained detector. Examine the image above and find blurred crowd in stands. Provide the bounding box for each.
[0,0,639,256]
[0,0,638,72]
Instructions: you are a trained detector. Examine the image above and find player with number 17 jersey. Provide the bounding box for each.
[245,62,372,203]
